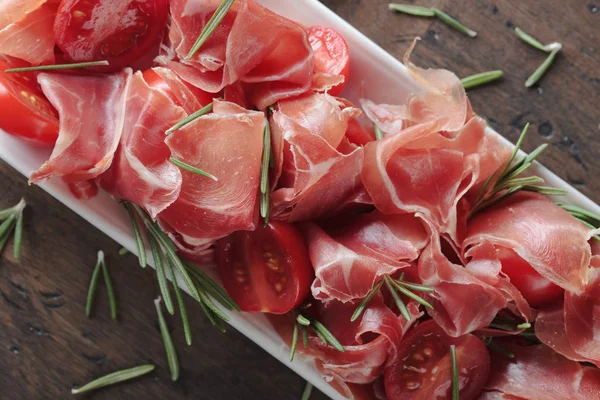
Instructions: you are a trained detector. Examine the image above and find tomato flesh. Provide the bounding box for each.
[385,320,490,400]
[497,247,564,308]
[54,0,169,71]
[307,26,350,96]
[0,57,59,146]
[216,222,313,314]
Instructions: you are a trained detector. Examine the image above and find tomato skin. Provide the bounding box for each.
[385,320,490,400]
[54,0,169,71]
[216,222,314,314]
[142,68,214,108]
[0,58,59,146]
[497,247,564,308]
[307,26,350,96]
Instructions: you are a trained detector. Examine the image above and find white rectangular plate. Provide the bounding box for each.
[1,1,599,399]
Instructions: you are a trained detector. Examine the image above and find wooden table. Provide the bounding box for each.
[1,1,598,399]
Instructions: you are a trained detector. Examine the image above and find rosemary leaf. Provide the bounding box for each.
[495,176,545,192]
[461,70,503,89]
[392,280,434,309]
[150,236,174,315]
[312,320,344,352]
[6,60,109,73]
[166,102,214,133]
[154,297,180,382]
[290,323,299,362]
[167,260,192,346]
[558,203,600,225]
[198,289,229,322]
[301,382,314,400]
[0,228,13,254]
[374,124,384,141]
[450,345,459,400]
[13,206,24,259]
[118,247,129,256]
[486,338,515,359]
[502,123,530,177]
[522,143,548,166]
[517,322,531,329]
[388,3,435,17]
[351,278,384,322]
[395,280,435,293]
[85,251,104,318]
[524,185,568,196]
[185,263,240,311]
[260,118,271,195]
[0,214,16,238]
[384,276,411,321]
[261,188,270,227]
[199,297,219,326]
[71,364,154,394]
[432,8,477,37]
[124,203,146,268]
[101,255,117,320]
[296,314,311,326]
[301,325,309,348]
[525,46,561,87]
[170,158,218,181]
[514,27,549,52]
[186,0,236,59]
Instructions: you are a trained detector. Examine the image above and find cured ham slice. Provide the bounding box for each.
[98,72,186,218]
[163,0,313,109]
[465,192,594,294]
[30,69,131,183]
[151,67,211,114]
[485,342,600,400]
[159,99,263,248]
[0,3,55,65]
[305,211,428,302]
[0,0,47,31]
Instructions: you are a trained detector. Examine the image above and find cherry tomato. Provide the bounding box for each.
[0,57,59,146]
[54,0,169,71]
[497,247,564,308]
[141,68,213,108]
[307,26,350,96]
[216,222,314,314]
[385,320,490,400]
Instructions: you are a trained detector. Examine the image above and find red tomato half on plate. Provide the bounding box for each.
[54,0,169,71]
[216,222,314,314]
[385,320,490,400]
[307,26,350,96]
[0,57,59,146]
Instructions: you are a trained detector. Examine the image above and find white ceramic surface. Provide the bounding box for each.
[1,1,599,399]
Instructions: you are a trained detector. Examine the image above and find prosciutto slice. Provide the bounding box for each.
[30,69,131,183]
[159,99,263,248]
[0,2,55,65]
[305,211,429,302]
[163,0,313,109]
[151,67,210,114]
[97,72,186,218]
[0,0,47,31]
[465,192,594,294]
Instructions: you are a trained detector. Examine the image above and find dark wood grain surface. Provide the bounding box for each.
[1,1,598,399]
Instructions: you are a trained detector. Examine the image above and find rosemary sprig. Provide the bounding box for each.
[0,198,26,258]
[186,0,236,59]
[5,60,109,73]
[431,8,477,37]
[450,345,459,400]
[71,364,154,394]
[149,236,174,315]
[374,124,384,141]
[468,123,567,217]
[85,251,117,320]
[118,247,129,256]
[388,3,435,16]
[154,297,180,381]
[101,253,117,320]
[460,70,503,89]
[301,382,314,400]
[289,312,344,361]
[515,27,554,52]
[352,274,434,322]
[124,203,146,268]
[260,118,271,226]
[166,102,214,133]
[557,203,600,241]
[168,259,192,345]
[514,27,562,87]
[169,158,218,181]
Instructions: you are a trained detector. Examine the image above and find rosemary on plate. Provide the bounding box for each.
[514,27,562,87]
[260,117,272,226]
[154,297,180,381]
[289,310,344,362]
[85,250,117,320]
[186,0,236,59]
[166,102,214,133]
[461,70,504,89]
[352,273,434,322]
[558,203,600,241]
[71,364,155,394]
[389,4,477,37]
[5,61,109,73]
[468,123,567,217]
[0,198,26,259]
[450,345,459,400]
[374,124,385,140]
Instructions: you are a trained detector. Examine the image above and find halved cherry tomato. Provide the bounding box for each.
[497,247,564,308]
[216,222,314,314]
[0,57,59,146]
[54,0,169,71]
[141,68,213,108]
[385,320,490,400]
[307,26,350,96]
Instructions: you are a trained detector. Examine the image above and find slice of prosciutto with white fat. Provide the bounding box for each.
[305,211,429,303]
[30,69,131,183]
[159,99,263,249]
[97,71,186,218]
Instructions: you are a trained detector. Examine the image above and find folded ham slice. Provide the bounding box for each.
[159,99,263,249]
[0,0,47,31]
[30,69,131,183]
[97,72,186,218]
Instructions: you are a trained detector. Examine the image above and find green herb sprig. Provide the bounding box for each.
[301,382,314,400]
[461,70,504,90]
[5,61,109,73]
[260,117,272,226]
[558,203,600,241]
[186,0,236,59]
[71,364,154,394]
[289,311,344,362]
[374,124,384,140]
[389,4,477,37]
[169,157,218,181]
[154,297,180,381]
[469,123,567,217]
[352,273,434,322]
[0,198,26,259]
[85,250,117,320]
[514,27,562,87]
[450,345,459,400]
[166,102,214,134]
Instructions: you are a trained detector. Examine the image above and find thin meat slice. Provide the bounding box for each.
[0,3,55,65]
[98,72,186,218]
[0,0,47,31]
[159,99,263,248]
[151,67,210,114]
[30,69,131,183]
[465,192,594,294]
[305,211,428,302]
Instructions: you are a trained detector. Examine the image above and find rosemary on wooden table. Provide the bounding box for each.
[4,61,109,73]
[389,3,477,37]
[85,250,117,320]
[154,297,180,381]
[71,364,154,394]
[301,382,314,400]
[0,198,26,259]
[289,309,344,362]
[514,27,562,87]
[461,70,504,89]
